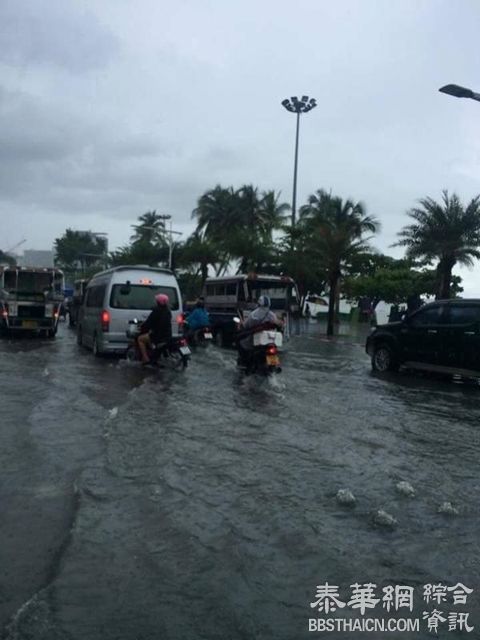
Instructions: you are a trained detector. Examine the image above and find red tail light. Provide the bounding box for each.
[176,313,185,325]
[266,345,277,355]
[179,338,187,346]
[101,309,110,331]
[2,304,8,318]
[54,306,60,319]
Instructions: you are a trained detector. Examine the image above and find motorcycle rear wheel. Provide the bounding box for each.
[166,349,188,370]
[126,346,137,362]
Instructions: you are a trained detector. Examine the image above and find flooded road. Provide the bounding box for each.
[1,322,479,639]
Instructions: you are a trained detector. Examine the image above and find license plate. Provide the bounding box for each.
[22,320,38,329]
[266,355,279,366]
[179,346,191,355]
[204,332,213,339]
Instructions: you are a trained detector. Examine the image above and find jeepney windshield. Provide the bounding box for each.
[247,280,297,310]
[3,270,62,299]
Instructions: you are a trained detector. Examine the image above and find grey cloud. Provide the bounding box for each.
[0,0,119,72]
[0,87,227,225]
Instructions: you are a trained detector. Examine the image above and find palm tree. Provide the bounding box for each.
[178,233,227,285]
[396,191,480,299]
[130,211,168,246]
[192,186,237,242]
[192,185,288,273]
[300,189,380,336]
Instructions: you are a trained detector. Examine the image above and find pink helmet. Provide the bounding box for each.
[155,293,169,306]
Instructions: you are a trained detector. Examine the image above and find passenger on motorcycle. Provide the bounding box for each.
[185,298,210,336]
[238,295,283,357]
[138,293,172,364]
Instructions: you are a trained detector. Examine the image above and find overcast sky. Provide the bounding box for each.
[1,0,480,292]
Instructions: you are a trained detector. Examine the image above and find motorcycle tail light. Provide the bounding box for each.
[179,338,188,346]
[101,309,110,331]
[266,345,277,355]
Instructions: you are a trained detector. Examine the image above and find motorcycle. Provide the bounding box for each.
[184,325,213,348]
[125,319,191,369]
[234,319,283,376]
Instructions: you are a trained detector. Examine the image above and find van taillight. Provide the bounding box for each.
[101,310,110,331]
[2,304,8,318]
[176,313,185,325]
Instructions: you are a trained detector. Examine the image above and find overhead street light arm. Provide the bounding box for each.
[439,84,480,102]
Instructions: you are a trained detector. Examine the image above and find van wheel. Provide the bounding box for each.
[372,343,398,372]
[92,334,102,358]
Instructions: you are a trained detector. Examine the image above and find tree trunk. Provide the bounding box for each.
[334,285,341,324]
[200,263,208,289]
[327,274,339,336]
[436,258,455,299]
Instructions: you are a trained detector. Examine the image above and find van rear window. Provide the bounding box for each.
[110,285,179,310]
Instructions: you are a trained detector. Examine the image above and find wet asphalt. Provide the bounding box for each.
[0,321,479,639]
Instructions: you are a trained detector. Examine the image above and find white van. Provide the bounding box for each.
[77,266,183,356]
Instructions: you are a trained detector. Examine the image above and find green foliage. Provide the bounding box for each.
[0,250,16,266]
[192,184,289,273]
[109,241,168,268]
[130,211,168,247]
[395,190,480,298]
[54,229,107,271]
[343,257,464,307]
[110,211,170,268]
[298,189,380,334]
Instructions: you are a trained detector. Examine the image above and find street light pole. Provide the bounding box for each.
[281,95,317,231]
[439,84,480,103]
[146,215,183,270]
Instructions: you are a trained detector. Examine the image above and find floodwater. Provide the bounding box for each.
[0,322,479,639]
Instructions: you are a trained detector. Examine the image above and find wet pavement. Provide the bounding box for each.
[1,322,479,639]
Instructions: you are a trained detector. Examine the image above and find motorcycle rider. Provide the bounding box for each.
[238,295,283,362]
[138,293,172,364]
[185,297,210,339]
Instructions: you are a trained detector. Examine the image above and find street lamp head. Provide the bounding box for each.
[282,95,317,114]
[439,84,474,99]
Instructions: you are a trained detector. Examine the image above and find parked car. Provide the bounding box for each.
[77,266,184,356]
[366,299,480,378]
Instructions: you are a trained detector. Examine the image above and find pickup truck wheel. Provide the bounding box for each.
[372,344,398,372]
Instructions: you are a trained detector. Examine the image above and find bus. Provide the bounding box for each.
[202,273,300,346]
[0,266,65,337]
